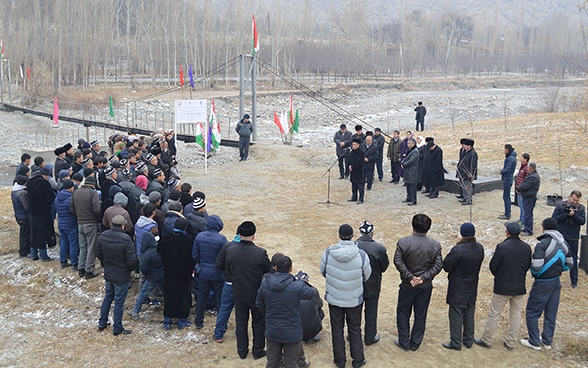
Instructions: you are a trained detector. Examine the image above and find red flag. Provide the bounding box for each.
[0,37,4,59]
[252,15,259,54]
[53,96,59,125]
[26,66,31,80]
[273,111,285,135]
[288,95,294,129]
[179,64,184,86]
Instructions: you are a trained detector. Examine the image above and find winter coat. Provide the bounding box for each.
[127,185,145,224]
[158,229,194,318]
[414,105,427,121]
[192,215,228,281]
[96,227,137,284]
[500,150,517,182]
[27,174,56,249]
[11,183,29,221]
[140,232,164,283]
[515,162,528,187]
[215,240,239,281]
[162,211,184,237]
[348,148,365,184]
[256,272,318,344]
[70,185,101,224]
[235,119,253,137]
[320,240,372,308]
[457,147,478,181]
[531,230,573,280]
[373,133,385,159]
[357,235,389,298]
[400,146,419,184]
[516,170,540,199]
[489,236,532,296]
[146,179,166,197]
[102,204,134,237]
[334,130,352,157]
[186,210,207,241]
[135,216,158,257]
[552,200,586,241]
[225,240,272,303]
[386,137,402,162]
[417,145,427,184]
[423,145,445,188]
[55,189,77,231]
[443,237,485,308]
[361,142,378,170]
[394,233,443,288]
[300,284,324,342]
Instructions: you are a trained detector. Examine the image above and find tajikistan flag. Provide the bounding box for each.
[209,99,221,153]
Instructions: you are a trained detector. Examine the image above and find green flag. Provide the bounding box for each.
[109,96,114,117]
[292,109,299,133]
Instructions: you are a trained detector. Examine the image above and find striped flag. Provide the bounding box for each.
[26,66,31,80]
[0,37,4,59]
[209,99,221,153]
[53,96,59,125]
[109,96,115,117]
[252,15,259,54]
[195,122,205,149]
[179,64,184,86]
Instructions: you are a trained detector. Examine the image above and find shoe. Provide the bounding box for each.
[502,340,514,351]
[178,322,191,330]
[498,215,510,220]
[195,324,203,329]
[540,338,552,350]
[401,199,410,203]
[253,350,266,360]
[163,323,171,331]
[149,300,162,306]
[347,199,357,202]
[238,352,248,360]
[407,202,416,206]
[298,362,311,368]
[71,264,77,271]
[354,360,367,368]
[428,195,438,199]
[379,178,383,182]
[365,335,380,345]
[78,269,86,277]
[60,262,70,269]
[520,231,533,236]
[127,311,140,320]
[474,338,491,349]
[464,343,472,349]
[393,181,399,185]
[214,337,224,343]
[389,179,395,183]
[394,339,409,351]
[572,284,578,289]
[113,329,132,336]
[206,309,218,316]
[239,159,243,162]
[366,187,371,191]
[30,256,39,261]
[84,272,99,279]
[339,176,345,179]
[40,257,53,262]
[306,335,321,344]
[442,342,461,350]
[520,338,541,351]
[98,322,111,331]
[456,195,464,199]
[357,201,363,204]
[461,202,472,205]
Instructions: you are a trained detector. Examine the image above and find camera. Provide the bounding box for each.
[564,203,576,214]
[295,270,310,283]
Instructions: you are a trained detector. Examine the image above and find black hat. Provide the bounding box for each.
[460,222,475,237]
[145,153,155,162]
[460,138,467,145]
[17,165,30,176]
[339,224,353,240]
[359,221,374,235]
[40,166,52,176]
[104,166,115,177]
[62,179,74,190]
[462,138,474,146]
[174,218,189,232]
[243,114,250,119]
[63,143,73,151]
[150,146,162,155]
[72,172,84,182]
[84,175,96,185]
[374,127,382,132]
[83,168,94,178]
[193,197,206,210]
[238,221,256,237]
[505,222,521,235]
[352,138,361,144]
[340,123,347,129]
[355,124,362,131]
[54,146,66,156]
[152,168,163,177]
[16,175,28,185]
[542,218,558,231]
[90,140,99,147]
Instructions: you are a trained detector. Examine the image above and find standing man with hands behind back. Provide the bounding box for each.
[236,114,253,161]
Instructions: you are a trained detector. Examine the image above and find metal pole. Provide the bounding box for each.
[239,54,245,138]
[251,55,257,141]
[7,59,11,103]
[0,58,3,106]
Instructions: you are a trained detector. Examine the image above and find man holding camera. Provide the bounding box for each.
[551,190,586,288]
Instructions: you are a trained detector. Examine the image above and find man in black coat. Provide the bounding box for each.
[96,215,138,335]
[27,167,56,261]
[158,218,194,330]
[442,223,484,350]
[347,138,365,204]
[456,138,477,205]
[356,221,389,346]
[423,138,445,199]
[225,221,272,360]
[373,128,385,182]
[361,135,379,191]
[475,222,532,350]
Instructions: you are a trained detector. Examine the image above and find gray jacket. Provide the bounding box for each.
[334,130,352,157]
[401,146,419,184]
[394,233,443,288]
[236,120,253,137]
[320,240,372,308]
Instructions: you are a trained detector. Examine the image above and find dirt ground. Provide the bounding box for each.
[1,111,588,367]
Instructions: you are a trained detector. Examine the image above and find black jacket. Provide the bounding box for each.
[423,145,445,188]
[552,200,586,241]
[489,236,532,295]
[348,148,365,183]
[361,142,379,170]
[443,237,484,308]
[96,227,138,284]
[516,170,540,198]
[300,283,324,342]
[140,232,164,283]
[225,240,271,303]
[357,235,389,298]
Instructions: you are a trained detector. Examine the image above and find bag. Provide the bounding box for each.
[547,193,563,206]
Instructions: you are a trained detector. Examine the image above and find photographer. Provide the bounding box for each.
[551,190,586,288]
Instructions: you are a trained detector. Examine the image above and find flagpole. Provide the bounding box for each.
[204,109,208,175]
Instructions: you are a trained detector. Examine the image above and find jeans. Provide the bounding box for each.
[502,180,513,218]
[448,303,475,347]
[78,223,99,273]
[214,282,234,340]
[133,279,165,314]
[518,193,525,223]
[239,136,251,160]
[363,294,380,343]
[521,196,537,234]
[195,279,224,326]
[266,339,300,368]
[234,301,265,358]
[30,247,49,260]
[18,219,30,257]
[376,157,383,180]
[59,226,79,266]
[525,278,561,347]
[329,303,364,368]
[480,293,524,347]
[99,281,130,334]
[406,183,417,204]
[567,238,579,286]
[396,284,433,351]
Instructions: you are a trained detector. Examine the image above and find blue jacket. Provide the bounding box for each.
[140,232,164,283]
[192,215,227,281]
[500,150,517,181]
[531,230,573,280]
[55,189,78,230]
[256,272,318,344]
[135,216,158,256]
[162,211,184,237]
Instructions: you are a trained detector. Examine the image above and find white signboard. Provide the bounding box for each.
[175,99,207,123]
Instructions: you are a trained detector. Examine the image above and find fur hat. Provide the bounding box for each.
[238,221,256,237]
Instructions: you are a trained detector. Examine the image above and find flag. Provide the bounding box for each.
[209,99,221,153]
[179,64,184,86]
[0,37,4,59]
[109,96,114,117]
[273,111,285,135]
[195,122,205,149]
[189,64,194,89]
[292,109,299,133]
[26,66,31,80]
[252,15,259,54]
[288,95,294,132]
[19,65,23,79]
[53,96,59,125]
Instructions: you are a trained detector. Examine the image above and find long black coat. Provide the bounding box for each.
[357,235,389,298]
[443,237,484,308]
[423,145,445,188]
[348,148,365,184]
[361,142,378,170]
[27,174,56,249]
[158,230,195,318]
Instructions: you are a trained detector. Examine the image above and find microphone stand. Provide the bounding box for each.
[319,156,344,205]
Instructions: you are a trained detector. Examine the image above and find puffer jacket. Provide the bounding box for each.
[140,232,164,283]
[192,215,227,281]
[55,189,77,230]
[531,230,573,280]
[256,272,318,344]
[320,240,372,308]
[135,216,158,256]
[96,227,138,284]
[11,183,29,221]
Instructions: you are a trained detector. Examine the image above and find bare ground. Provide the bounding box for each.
[1,111,588,367]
